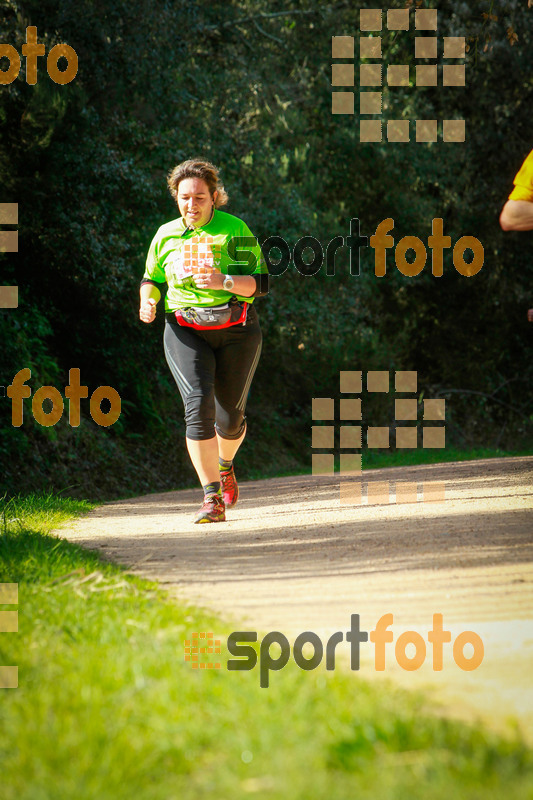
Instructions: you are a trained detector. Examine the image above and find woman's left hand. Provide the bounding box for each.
[192,266,224,290]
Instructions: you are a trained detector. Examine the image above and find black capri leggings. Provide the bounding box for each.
[163,304,263,441]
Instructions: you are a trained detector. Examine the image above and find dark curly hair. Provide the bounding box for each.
[167,159,229,207]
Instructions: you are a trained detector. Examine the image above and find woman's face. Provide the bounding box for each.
[177,177,218,228]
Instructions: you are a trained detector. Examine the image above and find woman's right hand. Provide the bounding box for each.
[139,297,157,323]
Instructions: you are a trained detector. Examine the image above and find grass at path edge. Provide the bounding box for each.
[0,493,532,800]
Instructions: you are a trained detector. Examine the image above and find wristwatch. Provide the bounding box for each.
[223,275,235,292]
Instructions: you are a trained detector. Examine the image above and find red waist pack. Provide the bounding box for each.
[174,302,248,330]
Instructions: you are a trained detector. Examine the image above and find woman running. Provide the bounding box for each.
[139,159,268,522]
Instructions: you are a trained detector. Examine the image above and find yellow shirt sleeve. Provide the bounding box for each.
[508,149,533,202]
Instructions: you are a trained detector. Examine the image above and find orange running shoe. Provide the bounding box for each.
[194,494,225,524]
[220,467,239,508]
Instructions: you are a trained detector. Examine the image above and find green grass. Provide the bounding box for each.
[360,445,533,471]
[245,445,533,483]
[1,493,533,800]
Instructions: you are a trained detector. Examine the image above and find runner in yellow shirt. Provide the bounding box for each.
[499,149,533,231]
[499,149,533,321]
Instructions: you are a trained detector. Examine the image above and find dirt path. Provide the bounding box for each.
[60,457,533,737]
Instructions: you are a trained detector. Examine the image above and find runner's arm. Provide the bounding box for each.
[139,282,162,323]
[140,282,161,304]
[191,272,261,297]
[499,200,533,232]
[227,275,257,297]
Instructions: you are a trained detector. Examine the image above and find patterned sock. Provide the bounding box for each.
[219,457,233,472]
[203,481,222,498]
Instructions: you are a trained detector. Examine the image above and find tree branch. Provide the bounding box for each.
[201,3,350,33]
[253,19,283,44]
[433,388,532,421]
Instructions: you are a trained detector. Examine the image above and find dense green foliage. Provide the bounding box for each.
[1,493,532,799]
[1,0,532,499]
